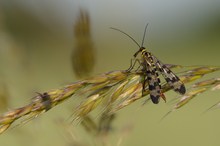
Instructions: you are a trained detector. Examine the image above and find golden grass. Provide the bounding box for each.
[0,66,219,134]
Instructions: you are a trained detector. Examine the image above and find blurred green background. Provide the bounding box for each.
[0,0,220,146]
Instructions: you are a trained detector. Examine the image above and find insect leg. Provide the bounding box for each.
[126,58,142,72]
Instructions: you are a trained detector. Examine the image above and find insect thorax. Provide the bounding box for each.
[141,49,153,63]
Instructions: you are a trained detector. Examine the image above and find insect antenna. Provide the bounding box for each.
[141,23,149,47]
[110,27,141,48]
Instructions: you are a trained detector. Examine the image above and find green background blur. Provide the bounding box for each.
[0,1,220,146]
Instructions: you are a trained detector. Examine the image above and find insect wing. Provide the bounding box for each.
[152,56,186,95]
[144,60,164,104]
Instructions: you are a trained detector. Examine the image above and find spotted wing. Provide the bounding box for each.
[144,60,165,104]
[152,56,186,95]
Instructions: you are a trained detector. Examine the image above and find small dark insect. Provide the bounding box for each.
[36,92,52,111]
[110,24,186,104]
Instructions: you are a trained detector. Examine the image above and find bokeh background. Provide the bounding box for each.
[0,0,220,146]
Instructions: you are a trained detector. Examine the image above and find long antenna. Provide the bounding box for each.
[141,23,149,47]
[110,27,141,48]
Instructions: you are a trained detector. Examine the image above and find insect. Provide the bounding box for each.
[36,92,52,111]
[110,24,186,104]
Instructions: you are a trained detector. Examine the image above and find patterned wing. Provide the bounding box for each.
[152,56,186,95]
[143,59,165,104]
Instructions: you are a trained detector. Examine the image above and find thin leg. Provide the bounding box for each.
[126,58,134,72]
[126,58,142,72]
[134,59,142,72]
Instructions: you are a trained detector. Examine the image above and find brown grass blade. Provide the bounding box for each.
[0,65,219,134]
